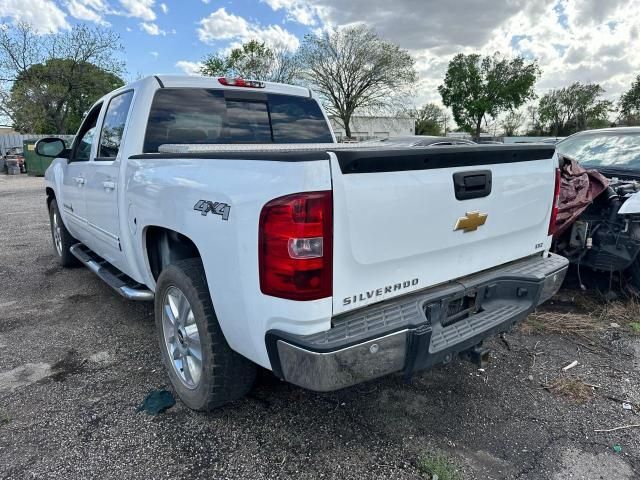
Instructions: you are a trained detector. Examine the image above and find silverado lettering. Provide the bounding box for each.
[343,278,419,305]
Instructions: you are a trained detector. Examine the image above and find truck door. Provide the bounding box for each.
[60,103,103,244]
[84,90,134,269]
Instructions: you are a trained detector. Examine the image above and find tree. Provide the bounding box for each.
[500,110,525,136]
[200,40,300,84]
[8,59,123,133]
[525,104,544,136]
[0,23,124,133]
[438,53,539,140]
[538,82,612,136]
[619,75,640,126]
[537,90,565,136]
[413,103,444,135]
[298,25,417,139]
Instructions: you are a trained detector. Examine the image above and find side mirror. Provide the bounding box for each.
[35,137,68,158]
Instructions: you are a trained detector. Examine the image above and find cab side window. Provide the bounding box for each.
[72,103,102,162]
[98,91,134,159]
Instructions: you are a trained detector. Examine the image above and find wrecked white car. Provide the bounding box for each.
[554,127,640,289]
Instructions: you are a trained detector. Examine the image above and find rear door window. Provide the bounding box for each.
[143,88,333,153]
[98,90,134,159]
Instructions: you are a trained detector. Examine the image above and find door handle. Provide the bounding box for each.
[102,180,116,191]
[73,176,86,186]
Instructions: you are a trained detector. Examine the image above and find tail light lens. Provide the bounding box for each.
[259,191,332,300]
[548,168,561,236]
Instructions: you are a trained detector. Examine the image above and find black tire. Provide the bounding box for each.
[155,258,256,410]
[49,199,79,267]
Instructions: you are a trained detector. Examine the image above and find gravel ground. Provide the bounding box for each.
[0,174,639,480]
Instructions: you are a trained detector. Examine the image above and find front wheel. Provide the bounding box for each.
[155,258,256,410]
[49,199,78,267]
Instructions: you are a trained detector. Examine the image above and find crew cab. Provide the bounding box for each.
[38,75,568,410]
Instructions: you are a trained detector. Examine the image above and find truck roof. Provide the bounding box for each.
[152,75,313,98]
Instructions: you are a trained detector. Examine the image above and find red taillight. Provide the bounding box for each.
[218,77,265,88]
[548,168,561,236]
[259,191,332,301]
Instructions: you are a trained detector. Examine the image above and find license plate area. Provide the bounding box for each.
[424,290,484,328]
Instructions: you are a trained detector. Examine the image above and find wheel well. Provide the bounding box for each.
[145,226,201,281]
[45,187,55,209]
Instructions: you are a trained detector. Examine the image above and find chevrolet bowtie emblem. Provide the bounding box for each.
[454,211,488,232]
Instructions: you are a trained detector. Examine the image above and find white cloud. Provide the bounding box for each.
[140,22,166,35]
[150,51,159,58]
[119,0,155,21]
[160,3,168,14]
[261,0,321,26]
[175,60,203,76]
[197,7,299,50]
[0,0,69,33]
[198,8,250,41]
[65,0,110,26]
[303,0,640,108]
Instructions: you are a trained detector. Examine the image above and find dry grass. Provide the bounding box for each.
[521,311,603,334]
[544,377,595,403]
[601,297,640,328]
[522,290,640,335]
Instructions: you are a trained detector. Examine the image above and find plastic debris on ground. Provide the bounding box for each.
[136,389,176,415]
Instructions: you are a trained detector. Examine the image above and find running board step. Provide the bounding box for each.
[70,244,154,301]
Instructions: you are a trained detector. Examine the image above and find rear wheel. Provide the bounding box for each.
[155,258,256,410]
[48,199,78,267]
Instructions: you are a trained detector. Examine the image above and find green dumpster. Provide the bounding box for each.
[24,140,48,176]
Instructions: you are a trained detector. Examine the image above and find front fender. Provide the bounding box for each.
[618,191,640,215]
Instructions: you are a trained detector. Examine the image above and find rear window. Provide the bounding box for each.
[143,88,333,153]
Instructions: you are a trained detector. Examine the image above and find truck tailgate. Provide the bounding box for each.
[330,145,557,314]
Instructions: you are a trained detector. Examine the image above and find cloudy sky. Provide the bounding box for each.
[1,0,639,107]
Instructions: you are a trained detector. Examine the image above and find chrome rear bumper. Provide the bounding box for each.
[266,253,568,392]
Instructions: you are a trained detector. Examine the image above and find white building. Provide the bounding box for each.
[329,116,416,141]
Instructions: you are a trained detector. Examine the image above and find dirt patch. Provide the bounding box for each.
[0,363,52,393]
[552,448,634,480]
[50,350,87,382]
[543,376,596,403]
[66,293,93,304]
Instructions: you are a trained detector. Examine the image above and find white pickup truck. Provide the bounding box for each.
[38,75,568,410]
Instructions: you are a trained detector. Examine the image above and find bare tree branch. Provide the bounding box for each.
[298,25,416,139]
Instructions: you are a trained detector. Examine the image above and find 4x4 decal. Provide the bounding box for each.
[193,200,231,221]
